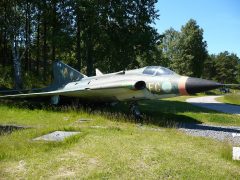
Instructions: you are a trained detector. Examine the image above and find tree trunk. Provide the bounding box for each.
[0,30,2,64]
[86,27,93,76]
[24,1,29,72]
[3,3,7,66]
[51,1,56,62]
[11,38,22,89]
[76,14,81,71]
[42,0,47,80]
[36,13,40,75]
[28,2,31,71]
[43,14,47,79]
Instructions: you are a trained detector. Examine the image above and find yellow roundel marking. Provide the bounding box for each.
[178,76,189,95]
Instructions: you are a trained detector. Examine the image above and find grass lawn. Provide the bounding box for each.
[217,93,240,106]
[0,97,240,179]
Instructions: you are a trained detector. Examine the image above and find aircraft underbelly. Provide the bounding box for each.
[62,88,148,102]
[61,87,178,102]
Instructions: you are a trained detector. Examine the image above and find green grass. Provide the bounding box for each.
[136,95,240,126]
[0,97,240,179]
[217,93,240,106]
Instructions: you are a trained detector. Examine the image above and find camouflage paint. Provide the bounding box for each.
[0,61,223,103]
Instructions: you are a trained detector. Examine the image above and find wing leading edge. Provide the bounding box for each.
[0,80,147,101]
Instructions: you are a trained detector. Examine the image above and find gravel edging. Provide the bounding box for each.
[178,123,240,145]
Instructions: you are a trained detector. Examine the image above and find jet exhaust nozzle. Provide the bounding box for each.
[185,77,222,94]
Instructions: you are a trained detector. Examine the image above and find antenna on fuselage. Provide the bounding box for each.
[96,68,103,76]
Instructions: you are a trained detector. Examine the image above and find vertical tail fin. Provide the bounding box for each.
[52,61,87,87]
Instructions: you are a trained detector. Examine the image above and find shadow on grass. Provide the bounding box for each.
[139,100,203,127]
[0,98,211,128]
[139,99,213,113]
[97,100,205,127]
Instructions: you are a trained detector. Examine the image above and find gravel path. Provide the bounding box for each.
[186,95,240,115]
[179,96,240,144]
[178,123,240,145]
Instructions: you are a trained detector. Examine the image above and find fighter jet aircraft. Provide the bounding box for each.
[0,61,223,118]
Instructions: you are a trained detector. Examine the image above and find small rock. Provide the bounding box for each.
[232,133,240,138]
[63,117,70,121]
[77,119,92,123]
[90,126,106,129]
[233,147,240,160]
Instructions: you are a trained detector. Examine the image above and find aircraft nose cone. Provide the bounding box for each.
[186,77,222,94]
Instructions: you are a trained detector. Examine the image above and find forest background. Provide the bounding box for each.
[0,0,239,89]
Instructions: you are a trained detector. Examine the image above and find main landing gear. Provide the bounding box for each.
[130,102,143,124]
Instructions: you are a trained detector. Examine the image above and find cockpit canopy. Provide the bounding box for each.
[143,66,176,76]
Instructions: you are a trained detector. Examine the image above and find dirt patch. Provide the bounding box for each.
[0,125,26,135]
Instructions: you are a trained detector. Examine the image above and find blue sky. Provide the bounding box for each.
[153,0,240,57]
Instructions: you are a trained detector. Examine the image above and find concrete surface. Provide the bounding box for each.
[33,131,80,141]
[186,95,240,115]
[233,147,240,160]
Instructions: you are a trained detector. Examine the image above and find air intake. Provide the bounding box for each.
[134,81,146,90]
